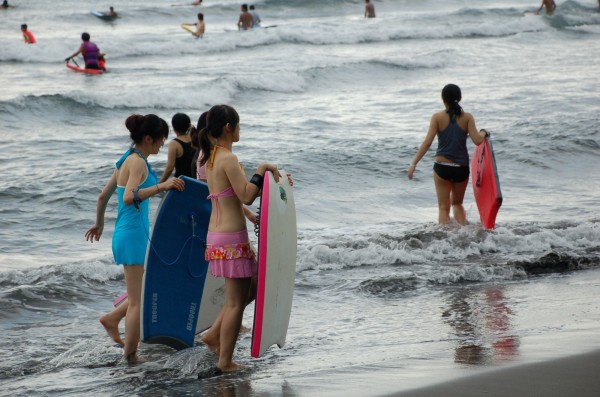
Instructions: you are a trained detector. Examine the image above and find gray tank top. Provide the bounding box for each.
[435,118,469,166]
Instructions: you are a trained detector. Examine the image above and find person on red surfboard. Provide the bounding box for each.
[407,84,488,225]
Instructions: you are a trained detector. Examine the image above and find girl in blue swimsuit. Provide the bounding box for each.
[85,114,185,362]
[408,84,488,225]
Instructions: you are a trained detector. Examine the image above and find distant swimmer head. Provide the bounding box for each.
[197,12,204,21]
[81,32,91,41]
[441,83,463,119]
[110,6,114,11]
[21,24,27,30]
[125,114,169,146]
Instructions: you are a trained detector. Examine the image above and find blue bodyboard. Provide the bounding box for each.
[140,176,212,350]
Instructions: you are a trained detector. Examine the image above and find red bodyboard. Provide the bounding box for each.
[66,63,104,75]
[471,136,502,229]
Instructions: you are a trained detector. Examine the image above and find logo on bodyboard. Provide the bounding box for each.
[279,186,287,203]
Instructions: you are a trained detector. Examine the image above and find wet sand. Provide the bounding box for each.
[387,349,600,397]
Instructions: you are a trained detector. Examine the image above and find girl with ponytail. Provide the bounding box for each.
[198,104,280,375]
[85,114,185,363]
[407,84,488,225]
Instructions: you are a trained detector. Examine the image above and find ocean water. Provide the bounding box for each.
[1,0,600,396]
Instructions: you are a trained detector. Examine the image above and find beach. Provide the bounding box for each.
[391,349,600,397]
[1,0,599,396]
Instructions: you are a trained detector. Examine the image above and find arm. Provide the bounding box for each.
[464,112,487,146]
[223,154,279,205]
[243,206,257,224]
[123,156,185,206]
[407,115,439,180]
[66,44,84,61]
[159,141,179,183]
[85,169,117,242]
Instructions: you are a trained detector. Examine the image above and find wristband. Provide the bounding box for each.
[249,173,264,189]
[132,188,141,210]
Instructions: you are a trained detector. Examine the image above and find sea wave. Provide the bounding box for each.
[296,220,600,288]
[2,3,598,64]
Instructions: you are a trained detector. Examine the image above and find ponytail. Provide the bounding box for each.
[441,84,463,120]
[198,127,211,166]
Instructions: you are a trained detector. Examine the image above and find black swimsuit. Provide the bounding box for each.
[174,138,195,178]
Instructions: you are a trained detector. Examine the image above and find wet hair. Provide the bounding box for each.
[21,24,27,30]
[172,112,191,134]
[125,114,169,145]
[241,4,248,12]
[197,13,204,21]
[81,32,91,41]
[199,105,239,166]
[441,83,463,120]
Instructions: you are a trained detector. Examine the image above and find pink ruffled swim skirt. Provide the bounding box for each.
[205,230,257,278]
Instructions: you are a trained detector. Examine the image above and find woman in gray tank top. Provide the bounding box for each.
[407,84,488,225]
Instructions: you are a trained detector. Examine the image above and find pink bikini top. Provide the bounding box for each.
[206,145,244,225]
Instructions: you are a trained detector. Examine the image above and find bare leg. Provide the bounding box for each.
[218,277,251,372]
[202,307,224,355]
[202,276,257,352]
[433,172,452,224]
[123,265,145,362]
[450,179,469,225]
[99,300,127,346]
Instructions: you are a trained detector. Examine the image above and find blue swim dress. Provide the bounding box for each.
[111,148,158,266]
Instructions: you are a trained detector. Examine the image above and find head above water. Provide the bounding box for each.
[81,32,91,41]
[198,105,239,166]
[125,114,169,145]
[441,83,463,119]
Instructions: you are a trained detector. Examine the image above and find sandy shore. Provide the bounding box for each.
[387,349,600,397]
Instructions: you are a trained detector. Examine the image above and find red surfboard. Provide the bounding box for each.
[472,134,502,229]
[66,62,104,75]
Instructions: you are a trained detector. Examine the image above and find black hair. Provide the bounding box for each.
[190,111,208,177]
[199,105,239,167]
[241,4,248,11]
[81,32,91,41]
[125,114,169,145]
[198,13,204,20]
[249,4,255,10]
[441,83,463,120]
[171,112,191,134]
[21,24,27,30]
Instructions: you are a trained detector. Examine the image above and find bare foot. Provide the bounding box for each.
[220,362,246,372]
[125,351,140,364]
[99,314,124,347]
[201,333,220,355]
